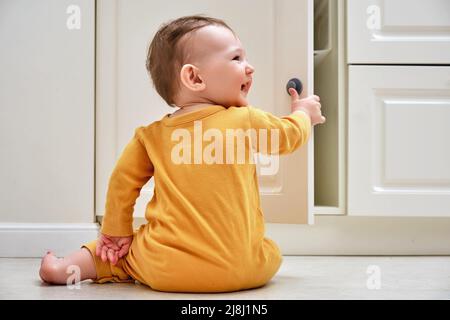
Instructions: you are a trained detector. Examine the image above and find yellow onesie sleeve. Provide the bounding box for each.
[248,106,311,155]
[100,127,154,237]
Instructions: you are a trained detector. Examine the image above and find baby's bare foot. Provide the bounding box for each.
[39,251,61,283]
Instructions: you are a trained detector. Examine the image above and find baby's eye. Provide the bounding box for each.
[232,55,241,61]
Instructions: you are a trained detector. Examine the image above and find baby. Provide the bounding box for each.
[39,15,325,293]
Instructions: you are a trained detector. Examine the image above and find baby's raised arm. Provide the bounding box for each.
[248,89,325,156]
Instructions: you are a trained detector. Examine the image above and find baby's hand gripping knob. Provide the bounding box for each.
[286,78,303,96]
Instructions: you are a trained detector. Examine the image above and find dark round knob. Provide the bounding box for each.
[286,78,303,96]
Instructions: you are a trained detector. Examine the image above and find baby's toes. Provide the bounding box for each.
[40,251,56,264]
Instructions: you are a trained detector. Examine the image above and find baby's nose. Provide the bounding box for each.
[246,64,255,74]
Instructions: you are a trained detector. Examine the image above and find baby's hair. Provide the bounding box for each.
[146,14,235,107]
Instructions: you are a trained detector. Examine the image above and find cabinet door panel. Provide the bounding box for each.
[96,0,315,224]
[0,0,95,223]
[347,0,450,64]
[348,66,450,217]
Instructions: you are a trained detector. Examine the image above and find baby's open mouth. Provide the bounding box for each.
[241,79,252,93]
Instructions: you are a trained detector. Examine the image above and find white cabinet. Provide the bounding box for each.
[94,0,450,253]
[347,0,450,64]
[348,66,450,217]
[0,0,95,223]
[0,0,97,256]
[347,0,450,218]
[1,0,449,256]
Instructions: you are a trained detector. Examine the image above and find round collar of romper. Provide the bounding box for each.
[162,105,226,127]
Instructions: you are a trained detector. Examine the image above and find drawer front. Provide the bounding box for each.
[347,0,450,64]
[348,66,450,216]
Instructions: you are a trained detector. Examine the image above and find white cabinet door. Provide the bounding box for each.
[0,0,95,223]
[96,0,315,224]
[347,0,450,64]
[348,66,450,217]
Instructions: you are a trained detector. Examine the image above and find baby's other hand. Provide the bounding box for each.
[95,233,133,265]
[289,88,326,126]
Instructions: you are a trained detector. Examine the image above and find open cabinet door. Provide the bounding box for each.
[96,0,315,225]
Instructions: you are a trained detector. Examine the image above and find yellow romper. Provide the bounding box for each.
[83,105,311,293]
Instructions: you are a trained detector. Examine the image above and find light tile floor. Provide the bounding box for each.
[0,256,449,300]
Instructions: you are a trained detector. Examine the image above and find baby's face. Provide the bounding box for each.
[185,25,255,107]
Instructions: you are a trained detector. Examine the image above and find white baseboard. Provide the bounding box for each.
[0,223,100,257]
[265,216,450,255]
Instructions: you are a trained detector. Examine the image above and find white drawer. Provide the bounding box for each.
[348,65,450,217]
[347,0,450,64]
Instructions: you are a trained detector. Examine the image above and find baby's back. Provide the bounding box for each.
[112,104,310,292]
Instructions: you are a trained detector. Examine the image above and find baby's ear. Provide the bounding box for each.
[179,64,206,91]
